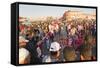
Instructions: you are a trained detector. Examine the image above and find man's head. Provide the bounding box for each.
[49,42,61,58]
[63,46,77,61]
[80,45,92,60]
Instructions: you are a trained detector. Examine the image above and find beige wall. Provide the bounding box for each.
[63,11,96,21]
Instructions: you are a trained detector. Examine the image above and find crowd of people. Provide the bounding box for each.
[19,16,96,64]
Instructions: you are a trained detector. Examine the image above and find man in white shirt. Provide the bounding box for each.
[19,48,30,64]
[42,42,61,63]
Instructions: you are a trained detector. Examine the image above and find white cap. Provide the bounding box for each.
[49,42,61,51]
[19,36,29,43]
[19,48,29,63]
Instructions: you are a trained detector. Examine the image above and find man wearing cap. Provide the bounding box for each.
[42,42,62,63]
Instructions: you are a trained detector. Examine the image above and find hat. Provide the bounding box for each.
[19,36,29,43]
[49,42,61,51]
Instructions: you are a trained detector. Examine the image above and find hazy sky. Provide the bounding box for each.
[19,4,96,18]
